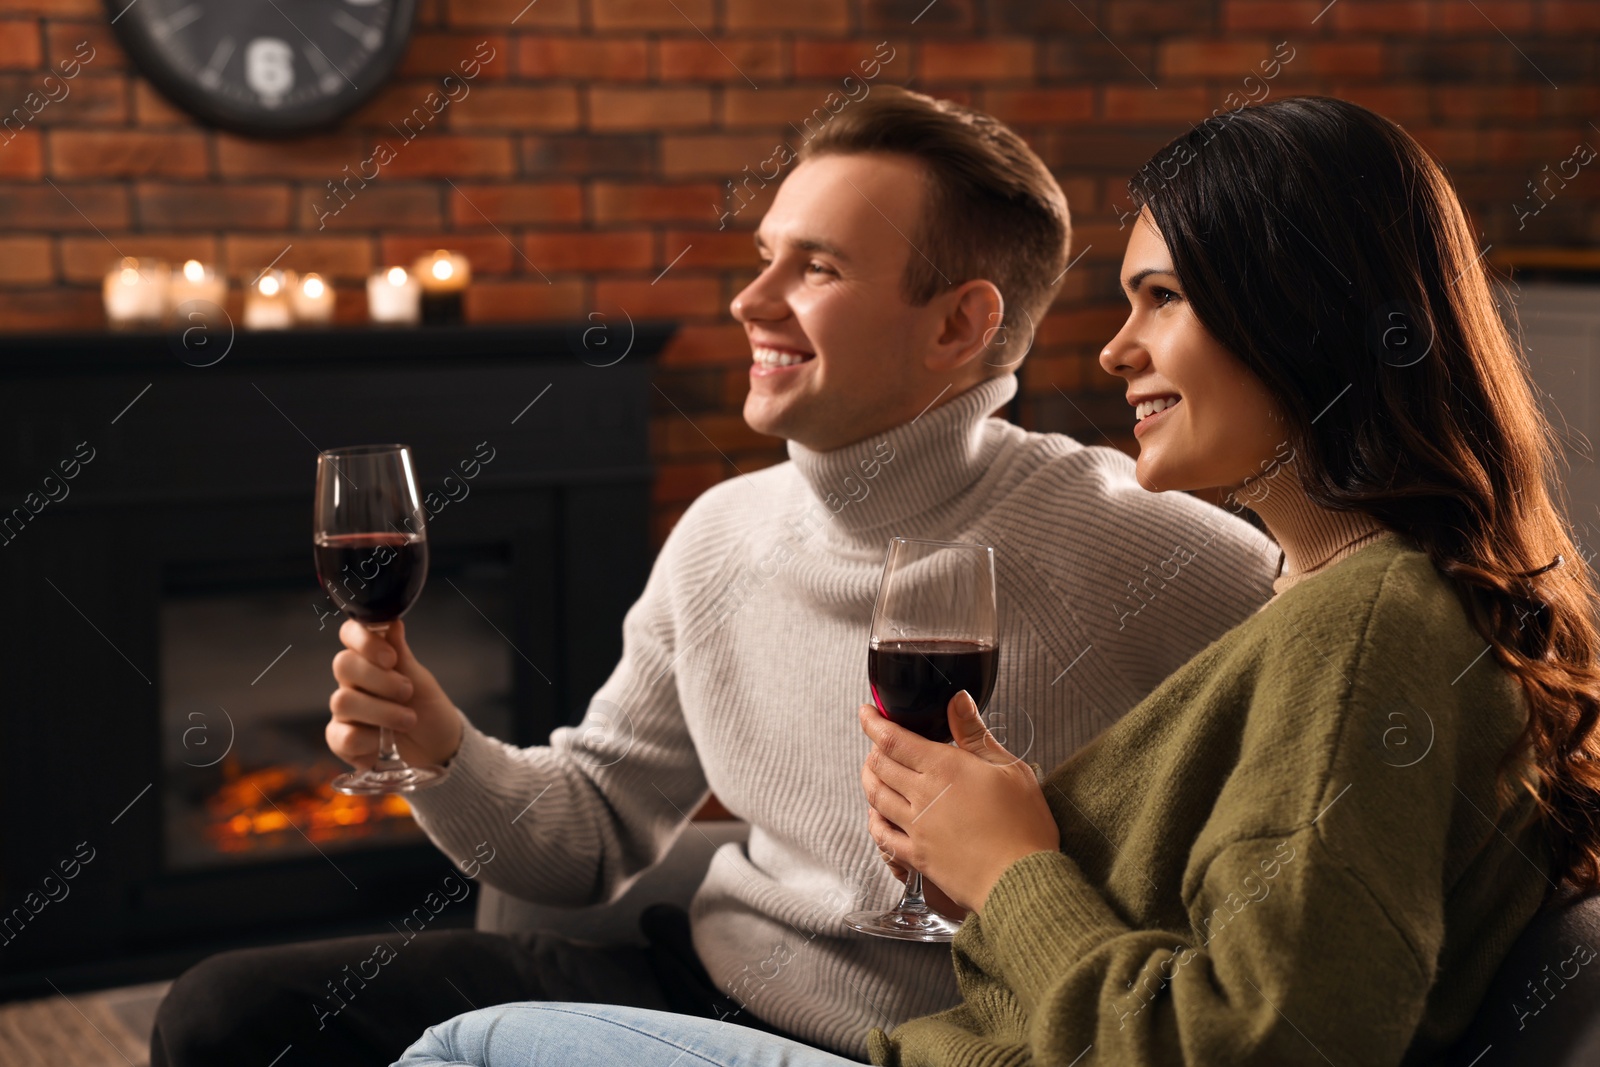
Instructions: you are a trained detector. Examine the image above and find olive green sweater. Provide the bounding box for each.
[869,533,1554,1067]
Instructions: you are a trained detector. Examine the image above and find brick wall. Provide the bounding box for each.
[2,0,1597,546]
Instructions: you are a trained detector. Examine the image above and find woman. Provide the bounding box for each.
[394,96,1600,1066]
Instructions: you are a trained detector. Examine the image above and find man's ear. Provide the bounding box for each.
[925,279,1005,376]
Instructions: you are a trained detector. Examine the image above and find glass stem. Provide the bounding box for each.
[365,620,406,772]
[375,726,405,771]
[900,869,930,913]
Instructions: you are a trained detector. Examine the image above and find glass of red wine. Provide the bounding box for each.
[314,443,446,795]
[846,536,998,942]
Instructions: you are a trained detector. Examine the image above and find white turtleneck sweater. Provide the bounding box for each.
[1233,456,1400,610]
[404,373,1282,1057]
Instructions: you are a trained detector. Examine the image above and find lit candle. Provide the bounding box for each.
[103,257,168,330]
[166,259,227,322]
[413,249,470,325]
[367,266,421,325]
[243,270,294,330]
[291,272,335,325]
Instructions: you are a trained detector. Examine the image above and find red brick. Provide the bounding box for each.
[918,40,1036,83]
[449,86,581,130]
[588,87,713,131]
[1407,127,1482,166]
[659,39,783,82]
[50,130,208,179]
[723,86,865,128]
[0,74,128,125]
[1331,1,1429,32]
[1105,0,1214,34]
[381,234,517,276]
[136,184,294,230]
[662,229,762,269]
[1220,0,1325,31]
[0,0,98,12]
[0,182,127,228]
[447,182,584,225]
[224,236,374,281]
[0,19,39,68]
[398,33,512,79]
[1104,85,1211,122]
[1543,1,1600,31]
[523,134,656,176]
[0,235,50,284]
[297,185,444,230]
[0,288,100,331]
[592,182,723,224]
[60,234,221,283]
[44,21,121,70]
[0,129,40,178]
[660,322,750,366]
[1433,85,1540,122]
[1436,1,1534,33]
[592,0,715,31]
[465,278,585,321]
[381,136,516,177]
[1158,39,1273,79]
[517,36,649,80]
[521,230,655,272]
[1330,84,1433,124]
[445,0,580,28]
[217,133,370,178]
[726,0,849,31]
[979,88,1094,125]
[1294,41,1386,79]
[654,460,726,504]
[134,82,188,126]
[596,276,722,318]
[662,134,791,178]
[792,39,908,79]
[862,0,976,31]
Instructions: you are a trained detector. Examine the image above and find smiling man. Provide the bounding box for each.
[152,87,1282,1067]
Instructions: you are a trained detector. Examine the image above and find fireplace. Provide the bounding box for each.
[0,323,671,997]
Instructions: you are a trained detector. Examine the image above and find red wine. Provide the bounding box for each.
[314,532,427,624]
[868,639,999,743]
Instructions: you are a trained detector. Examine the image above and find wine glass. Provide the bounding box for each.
[314,443,447,795]
[846,536,998,942]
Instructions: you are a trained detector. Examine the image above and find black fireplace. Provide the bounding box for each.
[0,323,671,997]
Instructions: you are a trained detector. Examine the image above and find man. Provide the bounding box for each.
[152,86,1280,1065]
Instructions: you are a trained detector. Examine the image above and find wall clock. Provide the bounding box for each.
[106,0,417,137]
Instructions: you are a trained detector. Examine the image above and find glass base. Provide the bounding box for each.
[333,763,448,795]
[843,907,963,943]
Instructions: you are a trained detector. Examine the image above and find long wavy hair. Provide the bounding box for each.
[1129,95,1600,894]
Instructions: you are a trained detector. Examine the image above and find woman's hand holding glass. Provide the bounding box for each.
[859,690,1059,915]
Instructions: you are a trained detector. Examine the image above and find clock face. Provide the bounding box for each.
[107,0,417,136]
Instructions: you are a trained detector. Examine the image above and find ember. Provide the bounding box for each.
[205,753,417,853]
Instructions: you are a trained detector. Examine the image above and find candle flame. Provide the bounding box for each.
[120,267,141,286]
[259,275,280,297]
[387,266,408,286]
[183,259,205,282]
[302,275,325,299]
[431,257,454,282]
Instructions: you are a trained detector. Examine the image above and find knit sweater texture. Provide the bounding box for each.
[404,372,1283,1057]
[867,532,1554,1067]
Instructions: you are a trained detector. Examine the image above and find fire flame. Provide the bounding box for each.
[205,753,415,852]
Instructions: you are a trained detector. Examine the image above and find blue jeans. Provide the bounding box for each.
[393,1002,868,1067]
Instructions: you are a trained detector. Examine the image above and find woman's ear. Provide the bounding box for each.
[925,279,1006,377]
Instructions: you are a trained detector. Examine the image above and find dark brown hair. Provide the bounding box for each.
[797,84,1071,374]
[1132,95,1600,893]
